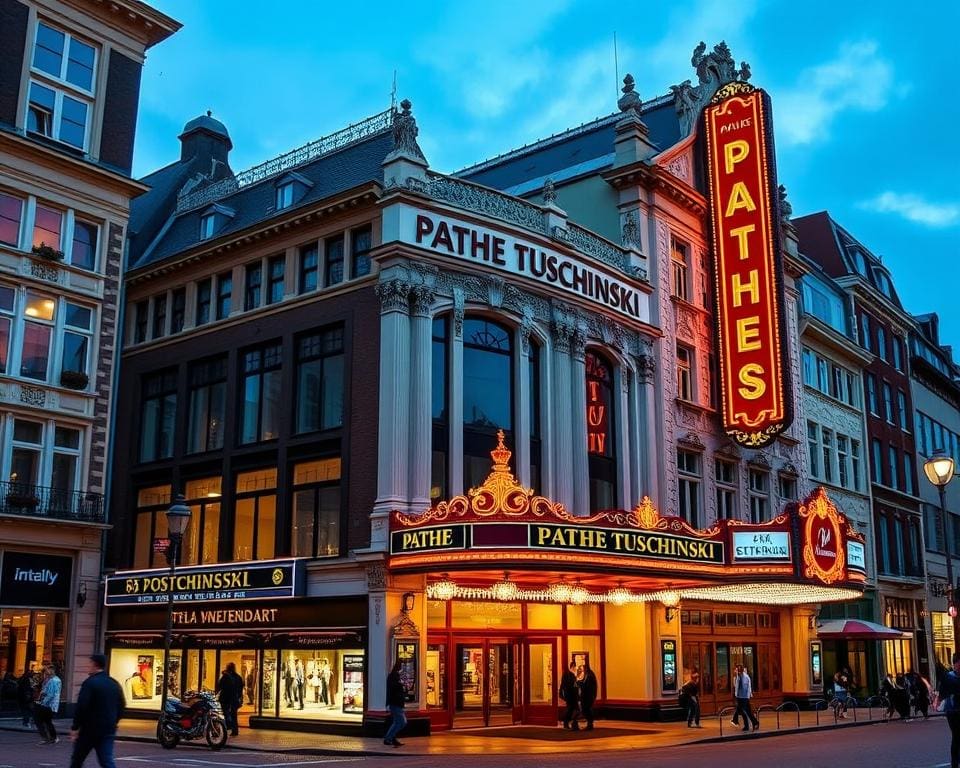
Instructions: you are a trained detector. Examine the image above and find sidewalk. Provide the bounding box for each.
[0,708,927,756]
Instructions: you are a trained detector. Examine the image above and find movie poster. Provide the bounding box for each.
[131,655,153,700]
[396,642,417,703]
[341,655,364,714]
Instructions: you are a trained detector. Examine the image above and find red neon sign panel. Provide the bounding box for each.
[703,84,791,447]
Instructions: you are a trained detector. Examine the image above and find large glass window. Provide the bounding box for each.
[586,351,616,511]
[715,458,737,519]
[182,477,221,566]
[109,647,181,712]
[233,469,277,561]
[216,272,232,320]
[295,327,344,433]
[140,370,177,462]
[299,244,318,294]
[431,316,448,503]
[0,192,22,247]
[244,261,262,311]
[291,458,342,558]
[267,255,285,305]
[241,343,282,444]
[187,357,226,454]
[21,291,55,380]
[0,609,68,684]
[170,288,186,334]
[671,238,689,301]
[529,338,542,494]
[350,226,372,279]
[677,449,701,526]
[325,235,344,287]
[132,484,172,568]
[748,468,770,523]
[152,293,166,339]
[70,219,97,270]
[195,279,212,326]
[463,318,513,491]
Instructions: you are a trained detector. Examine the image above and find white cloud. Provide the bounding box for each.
[774,40,893,146]
[859,192,960,228]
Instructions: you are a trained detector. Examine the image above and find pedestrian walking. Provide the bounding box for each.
[934,653,960,768]
[69,653,126,768]
[680,670,701,727]
[578,662,598,731]
[35,664,61,744]
[383,659,407,747]
[216,662,243,737]
[732,664,759,732]
[17,669,35,727]
[832,670,849,719]
[559,661,580,729]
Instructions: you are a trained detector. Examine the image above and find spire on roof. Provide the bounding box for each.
[617,74,641,113]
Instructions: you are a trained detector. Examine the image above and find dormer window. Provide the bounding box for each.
[276,182,294,210]
[874,269,893,298]
[200,213,216,240]
[198,203,235,242]
[272,172,312,213]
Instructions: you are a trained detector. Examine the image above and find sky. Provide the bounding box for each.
[136,0,960,349]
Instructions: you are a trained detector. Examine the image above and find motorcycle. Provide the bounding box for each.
[157,690,228,750]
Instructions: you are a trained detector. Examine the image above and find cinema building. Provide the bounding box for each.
[105,42,869,732]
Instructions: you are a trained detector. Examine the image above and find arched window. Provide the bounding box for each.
[529,338,541,493]
[586,351,616,511]
[463,318,513,490]
[431,316,448,502]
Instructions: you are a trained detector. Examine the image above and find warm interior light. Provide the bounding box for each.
[924,452,956,488]
[428,575,458,602]
[206,492,221,498]
[491,573,519,602]
[606,585,633,606]
[547,581,572,603]
[659,590,681,608]
[680,583,861,606]
[569,582,589,605]
[24,307,39,317]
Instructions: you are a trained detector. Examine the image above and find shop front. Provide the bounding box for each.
[104,559,368,730]
[386,435,867,728]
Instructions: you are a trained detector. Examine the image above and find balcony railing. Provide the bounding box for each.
[0,480,104,524]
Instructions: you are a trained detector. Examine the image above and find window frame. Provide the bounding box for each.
[676,344,693,401]
[748,467,770,523]
[677,448,702,526]
[244,261,262,311]
[350,225,372,279]
[715,457,738,519]
[290,458,343,558]
[139,369,178,463]
[294,326,345,434]
[267,255,285,305]
[298,243,318,294]
[240,342,283,445]
[186,356,227,454]
[670,237,690,302]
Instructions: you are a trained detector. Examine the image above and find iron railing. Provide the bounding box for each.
[0,480,104,523]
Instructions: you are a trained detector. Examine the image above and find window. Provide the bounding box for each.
[60,301,92,383]
[0,192,23,246]
[241,343,282,444]
[139,369,177,462]
[181,478,222,566]
[807,421,820,478]
[171,288,186,334]
[677,345,693,401]
[244,261,262,311]
[821,427,834,484]
[778,474,797,502]
[70,220,97,270]
[134,300,148,343]
[715,458,737,519]
[291,458,342,557]
[32,204,62,251]
[586,351,616,511]
[325,235,344,287]
[876,270,893,298]
[860,313,871,352]
[883,382,894,423]
[0,285,13,373]
[295,327,344,433]
[871,439,883,486]
[851,440,863,492]
[877,327,887,362]
[32,22,96,90]
[196,279,212,326]
[187,357,226,453]
[276,182,294,210]
[299,244,318,294]
[216,272,232,320]
[866,374,878,414]
[677,449,701,526]
[463,318,514,492]
[200,214,216,240]
[925,503,945,552]
[132,484,172,568]
[671,238,689,301]
[888,445,899,490]
[892,337,903,371]
[351,226,372,279]
[904,454,915,496]
[20,291,55,380]
[897,391,908,430]
[151,293,166,339]
[748,468,770,523]
[267,255,285,304]
[801,276,845,332]
[233,468,277,561]
[431,316,449,502]
[10,419,42,488]
[837,435,849,489]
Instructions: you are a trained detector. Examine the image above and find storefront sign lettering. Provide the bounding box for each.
[398,206,648,324]
[530,524,723,563]
[703,85,791,447]
[105,560,304,606]
[732,532,791,561]
[173,608,278,626]
[0,551,73,609]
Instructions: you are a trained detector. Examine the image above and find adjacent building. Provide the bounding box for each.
[0,0,178,711]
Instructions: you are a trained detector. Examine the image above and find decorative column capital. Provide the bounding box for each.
[376,278,411,314]
[635,353,657,384]
[519,309,535,355]
[571,324,588,363]
[411,284,435,317]
[552,319,574,355]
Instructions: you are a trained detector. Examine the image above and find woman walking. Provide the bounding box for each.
[35,664,61,744]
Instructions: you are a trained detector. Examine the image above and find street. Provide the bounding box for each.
[0,720,954,768]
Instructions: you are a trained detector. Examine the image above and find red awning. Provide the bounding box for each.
[816,619,911,640]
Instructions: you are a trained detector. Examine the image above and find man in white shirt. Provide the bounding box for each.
[733,664,759,732]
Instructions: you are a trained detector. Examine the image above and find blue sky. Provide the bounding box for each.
[137,0,960,349]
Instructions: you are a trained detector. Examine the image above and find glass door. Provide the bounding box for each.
[524,638,556,725]
[453,638,520,728]
[454,641,485,728]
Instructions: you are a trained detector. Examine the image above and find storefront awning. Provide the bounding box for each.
[816,619,911,640]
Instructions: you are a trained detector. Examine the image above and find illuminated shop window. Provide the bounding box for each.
[233,468,277,561]
[586,351,616,511]
[182,477,222,565]
[291,458,342,558]
[132,484,172,568]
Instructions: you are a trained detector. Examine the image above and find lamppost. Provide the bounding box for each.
[160,493,191,716]
[924,450,960,659]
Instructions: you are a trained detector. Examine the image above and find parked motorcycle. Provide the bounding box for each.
[157,690,228,750]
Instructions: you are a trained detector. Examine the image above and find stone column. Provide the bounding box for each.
[371,278,411,548]
[516,320,532,488]
[627,365,642,504]
[551,321,575,512]
[364,562,389,724]
[637,351,659,503]
[616,367,633,510]
[570,325,589,515]
[409,285,435,512]
[449,291,465,495]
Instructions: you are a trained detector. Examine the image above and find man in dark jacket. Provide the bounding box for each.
[69,654,125,768]
[578,663,598,731]
[559,661,580,729]
[216,663,243,737]
[680,671,701,727]
[383,659,407,747]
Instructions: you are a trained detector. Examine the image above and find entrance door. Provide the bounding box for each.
[453,638,520,727]
[523,638,556,725]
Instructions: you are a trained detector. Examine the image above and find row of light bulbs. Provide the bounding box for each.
[426,575,862,607]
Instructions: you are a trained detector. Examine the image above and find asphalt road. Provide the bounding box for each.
[0,720,952,768]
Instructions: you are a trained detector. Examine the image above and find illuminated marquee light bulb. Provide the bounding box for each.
[606,585,632,606]
[569,582,589,605]
[491,573,519,602]
[658,590,681,609]
[429,575,458,602]
[547,581,573,604]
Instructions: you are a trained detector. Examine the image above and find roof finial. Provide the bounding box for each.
[543,177,558,206]
[391,98,426,161]
[206,109,212,117]
[618,73,641,113]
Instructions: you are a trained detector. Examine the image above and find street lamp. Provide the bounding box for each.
[160,493,191,716]
[924,450,960,659]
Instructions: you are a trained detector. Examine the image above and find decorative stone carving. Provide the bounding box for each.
[366,561,387,591]
[391,99,426,161]
[520,309,534,355]
[428,176,544,232]
[392,611,420,638]
[778,184,793,221]
[621,210,641,250]
[19,386,46,407]
[666,154,691,184]
[617,74,642,113]
[376,279,411,313]
[748,452,771,469]
[487,276,506,308]
[566,223,628,271]
[373,595,383,626]
[670,41,752,137]
[30,260,60,283]
[453,288,465,338]
[543,178,558,206]
[678,431,705,449]
[410,284,435,317]
[571,323,587,362]
[552,319,574,355]
[635,354,656,384]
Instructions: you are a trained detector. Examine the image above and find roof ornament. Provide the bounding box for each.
[542,177,558,206]
[778,184,793,221]
[391,98,426,162]
[621,210,640,250]
[617,73,641,113]
[670,41,752,138]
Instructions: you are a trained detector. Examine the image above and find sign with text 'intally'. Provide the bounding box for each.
[703,83,791,447]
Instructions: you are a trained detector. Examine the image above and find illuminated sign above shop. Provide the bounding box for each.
[396,205,649,324]
[105,559,305,606]
[800,488,855,585]
[732,531,790,562]
[703,83,791,448]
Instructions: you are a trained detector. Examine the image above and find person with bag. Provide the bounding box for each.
[680,670,701,728]
[35,664,61,744]
[934,653,960,768]
[559,661,580,729]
